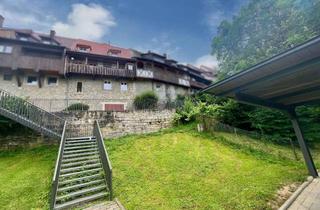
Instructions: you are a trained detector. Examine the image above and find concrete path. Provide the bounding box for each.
[288,178,320,210]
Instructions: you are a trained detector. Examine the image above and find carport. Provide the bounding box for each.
[203,36,320,177]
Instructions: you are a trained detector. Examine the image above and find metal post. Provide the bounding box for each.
[288,109,318,177]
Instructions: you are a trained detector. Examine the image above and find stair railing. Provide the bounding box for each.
[50,121,67,210]
[93,120,113,200]
[0,88,65,137]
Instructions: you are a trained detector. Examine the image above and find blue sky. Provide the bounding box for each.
[0,0,248,67]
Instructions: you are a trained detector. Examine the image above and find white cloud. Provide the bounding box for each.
[53,4,116,41]
[135,33,180,58]
[0,0,54,31]
[194,54,219,69]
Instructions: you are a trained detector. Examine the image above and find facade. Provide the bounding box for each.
[0,16,214,112]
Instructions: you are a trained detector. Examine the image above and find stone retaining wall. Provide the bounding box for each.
[59,110,175,138]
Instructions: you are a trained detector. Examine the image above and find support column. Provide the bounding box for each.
[289,109,318,177]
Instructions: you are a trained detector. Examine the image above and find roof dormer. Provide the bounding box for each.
[76,44,91,52]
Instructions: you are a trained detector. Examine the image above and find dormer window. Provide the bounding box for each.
[19,37,28,41]
[107,49,121,56]
[76,44,91,52]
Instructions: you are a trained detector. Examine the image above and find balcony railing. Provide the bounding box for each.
[66,63,136,78]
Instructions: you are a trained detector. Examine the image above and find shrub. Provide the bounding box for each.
[65,103,89,111]
[134,91,158,110]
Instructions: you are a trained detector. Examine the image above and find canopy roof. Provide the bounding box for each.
[203,35,320,111]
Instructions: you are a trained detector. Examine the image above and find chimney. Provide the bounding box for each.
[163,53,167,58]
[50,30,56,39]
[0,15,4,28]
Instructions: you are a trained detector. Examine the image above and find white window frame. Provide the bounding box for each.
[127,63,134,70]
[120,82,128,92]
[103,81,112,90]
[47,76,58,86]
[0,45,13,54]
[26,75,38,86]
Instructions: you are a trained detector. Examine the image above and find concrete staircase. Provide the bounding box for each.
[53,136,109,209]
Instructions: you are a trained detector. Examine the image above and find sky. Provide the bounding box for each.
[0,0,248,68]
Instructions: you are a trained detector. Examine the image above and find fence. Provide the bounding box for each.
[199,115,300,161]
[28,98,182,113]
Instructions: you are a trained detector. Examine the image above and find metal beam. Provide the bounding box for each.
[288,110,318,177]
[269,85,320,102]
[235,92,290,111]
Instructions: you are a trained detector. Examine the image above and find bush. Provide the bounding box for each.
[134,91,158,110]
[65,103,89,111]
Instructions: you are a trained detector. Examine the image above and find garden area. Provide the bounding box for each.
[1,123,319,209]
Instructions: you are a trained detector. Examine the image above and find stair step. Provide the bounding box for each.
[56,185,107,201]
[59,168,102,178]
[66,136,95,140]
[59,174,103,186]
[65,142,97,147]
[64,144,97,150]
[63,148,97,154]
[62,155,100,164]
[54,192,107,210]
[61,159,100,168]
[58,179,105,193]
[63,151,98,159]
[60,163,101,174]
[65,139,96,144]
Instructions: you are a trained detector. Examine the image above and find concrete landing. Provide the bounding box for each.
[287,178,320,210]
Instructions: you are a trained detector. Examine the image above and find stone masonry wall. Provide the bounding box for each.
[60,110,175,138]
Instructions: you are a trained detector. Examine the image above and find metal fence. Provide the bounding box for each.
[27,98,182,113]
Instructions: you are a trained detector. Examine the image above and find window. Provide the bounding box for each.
[42,40,51,45]
[156,84,161,89]
[120,82,128,91]
[107,49,121,56]
[103,81,112,90]
[137,62,144,69]
[76,44,91,52]
[27,76,38,85]
[127,64,134,70]
[77,82,82,92]
[3,74,12,81]
[47,77,58,86]
[19,37,28,41]
[0,45,13,54]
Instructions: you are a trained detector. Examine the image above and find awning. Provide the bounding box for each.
[203,35,320,110]
[202,35,320,177]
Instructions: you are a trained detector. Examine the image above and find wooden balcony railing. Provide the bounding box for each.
[66,63,136,78]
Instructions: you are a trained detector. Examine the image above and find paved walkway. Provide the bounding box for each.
[288,178,320,210]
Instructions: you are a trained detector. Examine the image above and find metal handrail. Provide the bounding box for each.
[93,120,113,200]
[50,121,67,210]
[0,88,65,137]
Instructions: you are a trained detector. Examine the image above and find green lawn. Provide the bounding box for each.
[0,125,312,209]
[105,125,307,210]
[0,146,57,210]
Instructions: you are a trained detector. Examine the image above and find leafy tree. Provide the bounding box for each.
[210,0,320,143]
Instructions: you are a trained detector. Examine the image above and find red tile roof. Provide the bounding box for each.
[54,36,133,59]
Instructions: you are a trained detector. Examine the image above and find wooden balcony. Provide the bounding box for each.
[66,63,136,78]
[190,80,208,89]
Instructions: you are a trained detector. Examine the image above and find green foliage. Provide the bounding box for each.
[208,0,320,143]
[133,91,158,110]
[65,103,89,111]
[174,97,200,124]
[212,0,320,79]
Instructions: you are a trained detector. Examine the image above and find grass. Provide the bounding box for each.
[0,146,57,210]
[105,125,307,210]
[0,124,312,209]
